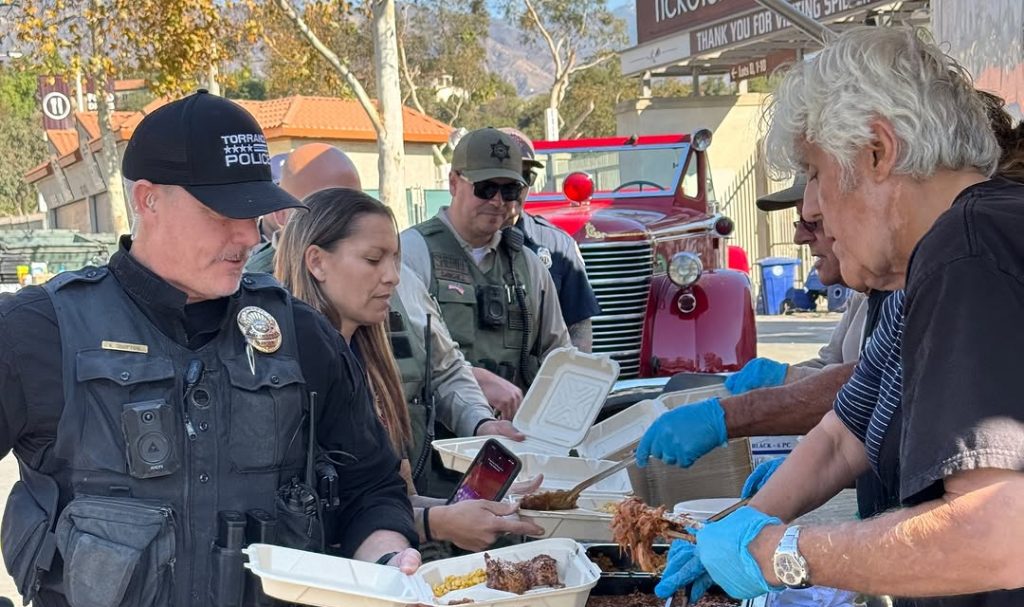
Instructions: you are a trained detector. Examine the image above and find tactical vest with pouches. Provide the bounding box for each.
[3,268,311,607]
[412,218,541,391]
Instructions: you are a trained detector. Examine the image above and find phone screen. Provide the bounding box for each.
[448,439,522,504]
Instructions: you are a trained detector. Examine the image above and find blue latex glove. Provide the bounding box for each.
[654,539,714,601]
[741,457,785,498]
[636,398,727,468]
[725,358,789,394]
[696,506,785,599]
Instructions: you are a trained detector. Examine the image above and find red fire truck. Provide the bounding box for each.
[524,131,757,380]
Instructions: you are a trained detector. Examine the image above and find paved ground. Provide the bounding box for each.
[0,312,843,603]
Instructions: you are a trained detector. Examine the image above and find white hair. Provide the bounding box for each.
[763,26,1000,189]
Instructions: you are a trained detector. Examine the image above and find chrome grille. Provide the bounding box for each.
[580,240,653,378]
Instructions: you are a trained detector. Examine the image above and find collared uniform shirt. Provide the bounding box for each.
[394,265,495,437]
[401,207,571,362]
[516,212,600,328]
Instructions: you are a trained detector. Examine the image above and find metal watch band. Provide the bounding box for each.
[773,525,812,589]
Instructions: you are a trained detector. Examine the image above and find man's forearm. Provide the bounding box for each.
[353,529,413,563]
[749,411,869,522]
[750,469,1024,595]
[568,319,592,353]
[722,362,855,437]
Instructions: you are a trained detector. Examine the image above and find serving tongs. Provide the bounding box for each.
[660,497,751,542]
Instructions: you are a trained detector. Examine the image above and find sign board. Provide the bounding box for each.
[38,75,74,130]
[638,0,760,45]
[689,0,888,54]
[38,75,117,131]
[729,49,798,82]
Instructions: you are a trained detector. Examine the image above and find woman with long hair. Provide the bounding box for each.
[276,187,543,552]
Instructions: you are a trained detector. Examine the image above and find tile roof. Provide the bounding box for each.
[114,79,147,92]
[26,95,452,183]
[46,130,79,156]
[238,96,452,144]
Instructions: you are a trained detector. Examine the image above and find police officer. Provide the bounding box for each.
[498,127,601,352]
[245,144,363,274]
[0,91,418,607]
[401,128,571,395]
[273,143,528,502]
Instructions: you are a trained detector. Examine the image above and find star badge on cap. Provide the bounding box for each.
[490,140,511,161]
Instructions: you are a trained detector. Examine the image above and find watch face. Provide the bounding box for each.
[775,553,807,587]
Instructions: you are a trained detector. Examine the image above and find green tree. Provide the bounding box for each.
[559,56,635,138]
[507,0,627,138]
[0,68,48,216]
[14,0,243,234]
[223,68,267,100]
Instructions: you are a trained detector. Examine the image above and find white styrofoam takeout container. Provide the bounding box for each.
[244,538,600,607]
[658,385,731,410]
[517,495,626,542]
[434,350,666,489]
[673,497,742,522]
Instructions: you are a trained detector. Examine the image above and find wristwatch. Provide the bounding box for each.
[375,551,400,566]
[772,525,811,589]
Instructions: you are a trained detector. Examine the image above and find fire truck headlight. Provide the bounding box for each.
[668,252,703,287]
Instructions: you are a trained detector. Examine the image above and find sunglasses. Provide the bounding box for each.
[459,173,524,202]
[793,218,820,232]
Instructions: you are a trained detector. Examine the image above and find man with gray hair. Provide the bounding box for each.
[653,27,1024,606]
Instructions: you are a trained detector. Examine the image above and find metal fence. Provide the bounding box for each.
[717,151,812,298]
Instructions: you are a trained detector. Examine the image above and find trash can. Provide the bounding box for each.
[756,257,801,315]
[827,284,852,312]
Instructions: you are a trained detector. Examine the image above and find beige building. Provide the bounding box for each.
[25,95,452,233]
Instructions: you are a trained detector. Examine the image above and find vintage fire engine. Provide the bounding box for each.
[524,131,757,379]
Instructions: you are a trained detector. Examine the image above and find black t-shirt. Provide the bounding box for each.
[0,240,416,555]
[897,178,1024,607]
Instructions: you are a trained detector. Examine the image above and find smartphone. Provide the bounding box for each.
[447,439,523,505]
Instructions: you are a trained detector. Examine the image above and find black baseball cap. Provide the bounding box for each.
[755,174,806,212]
[122,90,304,219]
[452,127,526,184]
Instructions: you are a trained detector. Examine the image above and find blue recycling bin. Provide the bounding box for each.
[757,257,801,315]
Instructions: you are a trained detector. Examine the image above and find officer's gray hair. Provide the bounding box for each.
[763,26,1000,190]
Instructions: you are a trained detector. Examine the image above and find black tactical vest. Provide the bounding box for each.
[26,268,308,607]
[413,217,541,391]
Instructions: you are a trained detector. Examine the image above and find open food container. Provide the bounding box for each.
[659,385,731,410]
[244,538,600,607]
[518,495,625,542]
[433,348,624,472]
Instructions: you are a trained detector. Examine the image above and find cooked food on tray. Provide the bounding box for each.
[431,568,487,597]
[484,553,564,594]
[610,497,699,572]
[519,489,579,511]
[586,590,740,607]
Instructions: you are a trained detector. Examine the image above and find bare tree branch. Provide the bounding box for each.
[563,99,595,139]
[522,0,561,74]
[569,50,615,75]
[271,0,384,136]
[396,6,426,115]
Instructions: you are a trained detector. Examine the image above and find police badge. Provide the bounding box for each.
[237,306,282,374]
[537,246,553,269]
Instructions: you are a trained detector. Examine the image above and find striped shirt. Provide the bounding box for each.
[833,289,905,472]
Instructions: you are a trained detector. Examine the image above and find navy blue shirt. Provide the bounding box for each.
[517,212,600,327]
